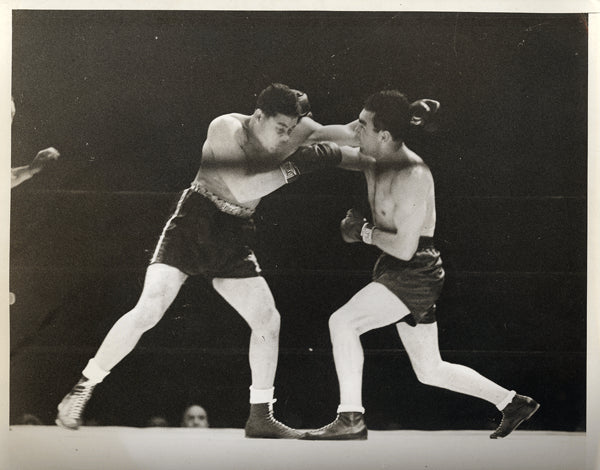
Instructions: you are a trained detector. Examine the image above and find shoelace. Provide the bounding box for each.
[68,383,95,417]
[495,415,506,431]
[493,406,515,434]
[266,412,294,430]
[314,415,343,432]
[497,402,523,428]
[261,407,298,435]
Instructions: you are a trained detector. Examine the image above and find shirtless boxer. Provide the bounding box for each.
[301,90,539,440]
[55,83,359,438]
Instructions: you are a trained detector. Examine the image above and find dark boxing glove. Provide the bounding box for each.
[409,99,440,126]
[30,147,60,171]
[340,209,375,244]
[280,142,342,183]
[291,89,313,119]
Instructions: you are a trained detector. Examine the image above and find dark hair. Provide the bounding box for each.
[256,83,301,118]
[363,90,411,141]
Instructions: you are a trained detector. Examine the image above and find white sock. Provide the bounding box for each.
[496,390,517,411]
[337,404,365,414]
[82,358,110,384]
[249,386,275,404]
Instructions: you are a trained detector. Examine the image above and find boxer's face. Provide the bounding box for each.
[357,109,380,156]
[256,111,297,153]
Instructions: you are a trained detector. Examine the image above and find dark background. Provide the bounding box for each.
[10,11,587,431]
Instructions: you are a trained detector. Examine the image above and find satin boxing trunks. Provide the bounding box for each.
[372,236,445,326]
[150,182,261,278]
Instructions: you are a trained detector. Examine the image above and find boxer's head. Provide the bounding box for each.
[253,83,301,152]
[358,91,440,154]
[363,91,411,139]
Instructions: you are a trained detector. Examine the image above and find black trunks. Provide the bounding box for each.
[372,236,445,326]
[150,184,261,278]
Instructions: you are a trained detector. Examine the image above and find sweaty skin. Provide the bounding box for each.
[193,112,359,207]
[353,108,435,261]
[54,86,361,436]
[364,146,436,261]
[322,104,514,432]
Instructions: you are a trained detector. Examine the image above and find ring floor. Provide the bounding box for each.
[4,426,594,470]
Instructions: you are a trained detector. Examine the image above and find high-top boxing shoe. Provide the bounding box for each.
[55,378,96,430]
[244,402,302,439]
[490,394,540,439]
[300,412,368,440]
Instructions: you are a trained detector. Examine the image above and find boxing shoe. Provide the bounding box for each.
[490,394,540,439]
[300,412,368,440]
[55,378,96,430]
[245,402,302,439]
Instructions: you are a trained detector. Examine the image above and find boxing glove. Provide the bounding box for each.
[410,99,440,126]
[30,147,60,171]
[280,142,342,183]
[291,89,313,118]
[340,209,375,244]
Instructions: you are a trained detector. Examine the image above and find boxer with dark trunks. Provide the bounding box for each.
[372,236,444,326]
[55,83,362,437]
[301,90,539,441]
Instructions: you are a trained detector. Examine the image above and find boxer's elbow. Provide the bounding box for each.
[388,236,418,261]
[392,247,417,261]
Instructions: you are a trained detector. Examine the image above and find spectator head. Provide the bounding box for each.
[181,404,209,428]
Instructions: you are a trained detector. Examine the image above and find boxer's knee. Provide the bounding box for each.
[129,292,171,331]
[248,304,281,337]
[329,308,358,336]
[127,304,164,332]
[412,358,445,386]
[127,265,185,332]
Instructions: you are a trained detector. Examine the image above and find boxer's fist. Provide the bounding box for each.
[410,99,440,126]
[291,89,313,118]
[280,142,342,183]
[30,147,60,171]
[340,209,367,243]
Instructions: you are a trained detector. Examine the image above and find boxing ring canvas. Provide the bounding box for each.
[3,3,599,470]
[5,427,589,470]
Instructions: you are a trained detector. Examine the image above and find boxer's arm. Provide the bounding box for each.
[286,90,358,147]
[292,118,363,170]
[337,146,374,172]
[205,116,287,203]
[11,147,60,188]
[223,168,286,203]
[368,168,430,260]
[11,165,39,188]
[279,142,342,183]
[303,118,359,147]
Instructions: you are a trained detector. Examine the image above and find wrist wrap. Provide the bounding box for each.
[361,222,375,245]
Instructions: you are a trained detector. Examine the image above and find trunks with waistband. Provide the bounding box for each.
[190,181,255,219]
[372,236,445,326]
[150,185,261,278]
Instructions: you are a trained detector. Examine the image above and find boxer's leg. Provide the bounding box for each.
[212,276,301,439]
[56,264,187,430]
[396,321,539,439]
[302,282,409,440]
